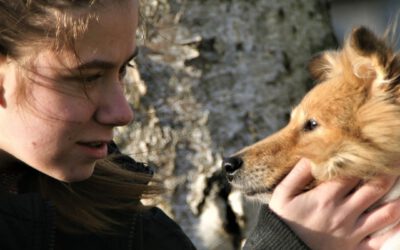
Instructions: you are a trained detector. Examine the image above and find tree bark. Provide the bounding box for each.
[117,0,337,249]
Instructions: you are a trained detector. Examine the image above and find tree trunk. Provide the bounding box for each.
[117,0,337,249]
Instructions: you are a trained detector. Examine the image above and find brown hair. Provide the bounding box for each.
[0,0,162,233]
[0,1,98,58]
[40,156,163,233]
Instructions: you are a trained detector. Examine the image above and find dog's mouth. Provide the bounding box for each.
[230,179,277,197]
[245,187,274,196]
[232,171,286,198]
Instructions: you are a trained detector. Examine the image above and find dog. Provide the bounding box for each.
[222,26,400,250]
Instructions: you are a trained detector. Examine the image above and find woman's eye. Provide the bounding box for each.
[303,119,318,132]
[82,73,102,83]
[59,72,102,84]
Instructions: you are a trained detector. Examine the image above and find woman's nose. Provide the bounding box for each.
[94,83,134,127]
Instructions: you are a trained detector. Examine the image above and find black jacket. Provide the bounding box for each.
[0,192,195,250]
[0,143,196,250]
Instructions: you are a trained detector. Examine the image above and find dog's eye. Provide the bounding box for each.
[303,119,318,132]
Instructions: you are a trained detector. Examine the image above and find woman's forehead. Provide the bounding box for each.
[26,2,137,69]
[73,1,138,64]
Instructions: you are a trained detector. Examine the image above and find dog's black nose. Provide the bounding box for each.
[222,156,243,174]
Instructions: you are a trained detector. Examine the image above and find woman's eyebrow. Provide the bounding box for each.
[73,48,139,71]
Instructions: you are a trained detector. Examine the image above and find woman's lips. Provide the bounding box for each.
[76,141,109,159]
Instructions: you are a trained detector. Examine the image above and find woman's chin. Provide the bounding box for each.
[51,165,95,183]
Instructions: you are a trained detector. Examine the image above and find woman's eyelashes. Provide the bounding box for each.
[59,61,135,86]
[82,73,103,84]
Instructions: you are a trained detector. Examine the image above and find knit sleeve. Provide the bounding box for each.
[138,207,196,250]
[243,205,310,250]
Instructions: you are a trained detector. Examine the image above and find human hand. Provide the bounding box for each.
[269,158,400,250]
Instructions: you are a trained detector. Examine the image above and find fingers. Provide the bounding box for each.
[346,176,397,216]
[315,176,360,200]
[274,158,359,201]
[273,158,316,201]
[356,198,400,239]
[357,223,400,250]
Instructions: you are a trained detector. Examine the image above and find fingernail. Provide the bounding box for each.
[298,158,310,167]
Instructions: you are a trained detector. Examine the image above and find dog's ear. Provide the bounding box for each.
[308,51,341,82]
[308,26,400,90]
[345,26,400,89]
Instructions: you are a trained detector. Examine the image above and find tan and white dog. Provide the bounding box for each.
[222,27,400,250]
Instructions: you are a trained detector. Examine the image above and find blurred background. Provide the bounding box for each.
[118,0,400,249]
[331,0,400,49]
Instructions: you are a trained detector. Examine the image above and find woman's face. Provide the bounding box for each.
[0,0,137,182]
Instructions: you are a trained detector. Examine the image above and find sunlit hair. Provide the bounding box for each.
[0,1,97,58]
[0,0,161,234]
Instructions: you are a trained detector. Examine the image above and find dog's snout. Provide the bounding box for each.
[222,156,243,175]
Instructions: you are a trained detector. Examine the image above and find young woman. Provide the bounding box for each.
[0,0,398,249]
[0,1,195,249]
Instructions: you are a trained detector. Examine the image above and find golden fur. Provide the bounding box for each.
[224,26,400,249]
[225,26,400,249]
